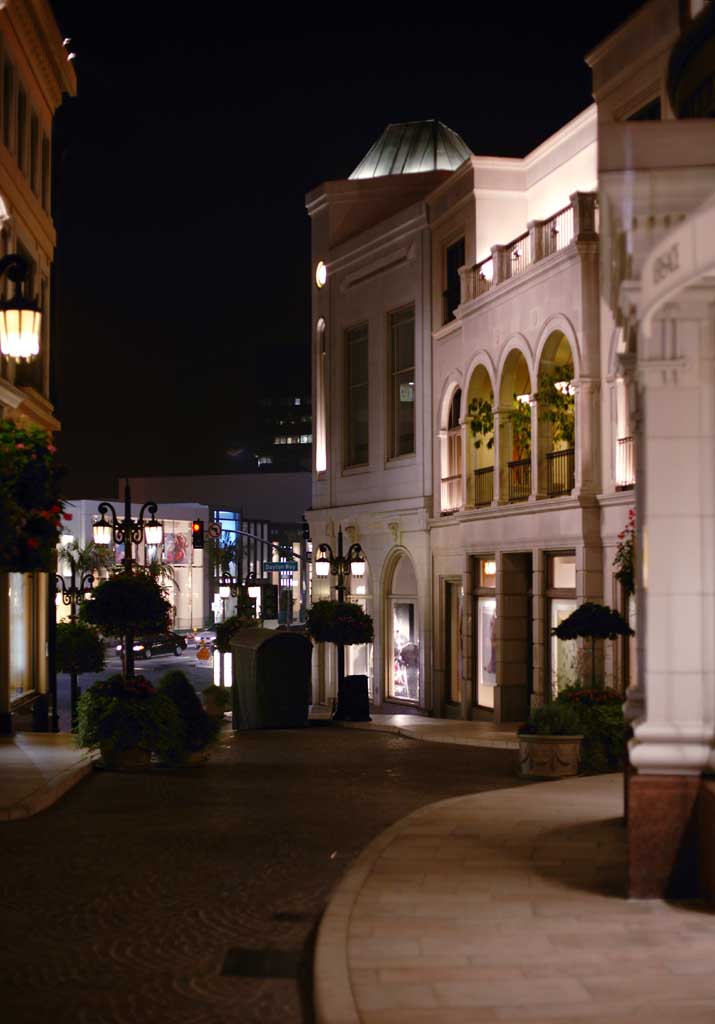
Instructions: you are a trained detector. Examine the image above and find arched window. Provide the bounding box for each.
[387,553,420,702]
[441,388,462,514]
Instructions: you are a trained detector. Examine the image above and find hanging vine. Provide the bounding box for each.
[537,366,575,447]
[507,395,532,460]
[467,396,494,450]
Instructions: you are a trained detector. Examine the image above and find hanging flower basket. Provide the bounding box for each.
[0,420,68,572]
[613,508,635,595]
[306,600,374,645]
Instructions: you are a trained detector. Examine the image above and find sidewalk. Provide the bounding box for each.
[0,732,95,821]
[333,714,520,750]
[314,773,715,1024]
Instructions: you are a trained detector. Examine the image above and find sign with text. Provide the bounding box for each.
[263,560,298,572]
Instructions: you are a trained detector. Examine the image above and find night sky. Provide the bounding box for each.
[49,2,645,495]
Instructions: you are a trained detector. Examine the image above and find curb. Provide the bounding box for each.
[334,719,519,750]
[0,754,96,822]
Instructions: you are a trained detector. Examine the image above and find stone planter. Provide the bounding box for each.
[518,734,582,779]
[99,743,152,772]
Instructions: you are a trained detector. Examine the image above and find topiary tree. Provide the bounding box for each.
[158,669,219,757]
[82,572,171,679]
[552,602,633,690]
[56,621,106,731]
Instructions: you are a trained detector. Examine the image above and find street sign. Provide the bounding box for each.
[208,522,221,539]
[263,560,298,572]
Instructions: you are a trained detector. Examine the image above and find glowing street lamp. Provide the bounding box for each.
[0,253,42,360]
[92,478,163,572]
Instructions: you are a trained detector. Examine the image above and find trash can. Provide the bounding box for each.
[333,674,371,722]
[230,627,312,729]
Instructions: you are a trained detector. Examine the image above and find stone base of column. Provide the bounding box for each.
[628,773,700,898]
[697,781,715,904]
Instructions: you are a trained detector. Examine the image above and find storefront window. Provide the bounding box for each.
[548,553,577,696]
[446,581,462,704]
[472,557,497,709]
[387,554,420,702]
[9,572,29,699]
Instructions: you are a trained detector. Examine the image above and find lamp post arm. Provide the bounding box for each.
[132,501,158,544]
[317,542,335,566]
[346,543,364,563]
[80,573,94,597]
[97,501,123,544]
[0,252,29,287]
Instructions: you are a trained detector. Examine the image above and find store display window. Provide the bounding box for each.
[473,557,497,708]
[547,552,577,696]
[387,554,420,702]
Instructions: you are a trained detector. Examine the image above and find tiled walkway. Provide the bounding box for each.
[0,733,94,820]
[314,774,715,1024]
[335,714,520,750]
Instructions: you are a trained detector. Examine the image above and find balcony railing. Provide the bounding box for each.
[616,436,635,489]
[474,466,494,507]
[507,231,531,278]
[508,459,531,502]
[441,474,462,514]
[546,448,575,497]
[542,204,574,258]
[458,192,597,306]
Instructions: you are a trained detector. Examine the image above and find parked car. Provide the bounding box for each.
[185,629,216,652]
[115,632,187,659]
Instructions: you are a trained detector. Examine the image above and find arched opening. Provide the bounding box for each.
[386,552,420,703]
[315,318,327,473]
[440,387,462,514]
[498,349,532,503]
[465,365,494,507]
[537,331,575,497]
[346,556,373,698]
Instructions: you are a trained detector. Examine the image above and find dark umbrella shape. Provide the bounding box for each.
[552,602,634,689]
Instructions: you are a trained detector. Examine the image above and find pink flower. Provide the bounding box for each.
[16,443,25,449]
[47,444,57,453]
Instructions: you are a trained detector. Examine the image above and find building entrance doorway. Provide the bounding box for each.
[498,552,532,722]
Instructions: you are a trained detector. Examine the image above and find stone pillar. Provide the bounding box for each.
[531,397,547,499]
[491,244,510,285]
[629,296,715,897]
[574,377,600,496]
[496,552,532,723]
[531,550,546,708]
[570,191,597,240]
[459,419,467,510]
[493,409,508,504]
[528,220,545,264]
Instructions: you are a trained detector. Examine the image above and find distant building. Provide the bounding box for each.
[228,392,312,472]
[0,1,75,733]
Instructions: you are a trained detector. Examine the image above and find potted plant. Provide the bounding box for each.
[75,674,184,771]
[56,621,105,728]
[202,684,232,718]
[158,670,220,764]
[555,686,625,773]
[552,602,633,689]
[518,703,583,778]
[305,600,374,646]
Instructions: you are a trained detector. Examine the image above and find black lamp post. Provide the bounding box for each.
[92,478,163,679]
[314,526,366,694]
[219,570,261,616]
[54,565,94,729]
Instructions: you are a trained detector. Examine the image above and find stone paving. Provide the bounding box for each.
[315,774,715,1024]
[0,725,527,1024]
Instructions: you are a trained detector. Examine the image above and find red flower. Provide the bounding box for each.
[63,513,73,521]
[50,504,62,514]
[26,538,40,549]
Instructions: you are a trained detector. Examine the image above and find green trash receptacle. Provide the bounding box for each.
[230,627,312,730]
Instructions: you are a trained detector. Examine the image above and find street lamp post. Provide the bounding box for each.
[92,478,163,679]
[314,526,366,697]
[54,565,94,729]
[219,570,261,618]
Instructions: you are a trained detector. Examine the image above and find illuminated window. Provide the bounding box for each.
[548,553,577,696]
[473,557,497,709]
[345,322,369,467]
[316,319,327,472]
[389,305,415,458]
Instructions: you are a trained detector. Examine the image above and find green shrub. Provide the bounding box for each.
[56,622,105,676]
[519,703,582,736]
[306,600,374,645]
[158,670,219,754]
[554,687,625,771]
[202,685,231,709]
[75,674,184,765]
[82,572,171,636]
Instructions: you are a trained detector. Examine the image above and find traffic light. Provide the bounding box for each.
[191,518,204,549]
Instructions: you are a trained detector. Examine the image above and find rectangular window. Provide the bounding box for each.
[443,236,465,325]
[3,60,14,150]
[547,552,577,696]
[446,581,462,704]
[41,134,50,210]
[29,112,38,193]
[473,557,497,708]
[345,322,369,467]
[388,305,415,458]
[17,87,26,171]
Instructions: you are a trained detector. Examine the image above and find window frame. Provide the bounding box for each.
[387,303,416,460]
[344,321,369,469]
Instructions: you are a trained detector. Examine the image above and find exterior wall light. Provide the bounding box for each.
[516,393,531,404]
[0,253,42,359]
[315,260,327,288]
[555,380,576,396]
[484,560,497,576]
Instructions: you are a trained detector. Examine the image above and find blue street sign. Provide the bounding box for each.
[263,560,298,572]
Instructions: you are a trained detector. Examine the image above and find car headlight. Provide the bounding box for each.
[115,645,121,652]
[133,644,144,652]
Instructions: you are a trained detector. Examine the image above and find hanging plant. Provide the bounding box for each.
[537,366,575,447]
[467,396,494,450]
[0,420,68,572]
[613,508,635,595]
[507,394,531,460]
[82,572,171,636]
[306,600,374,645]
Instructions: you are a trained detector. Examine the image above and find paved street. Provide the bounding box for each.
[0,726,528,1024]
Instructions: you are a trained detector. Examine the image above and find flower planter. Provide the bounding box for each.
[99,743,151,772]
[518,734,582,779]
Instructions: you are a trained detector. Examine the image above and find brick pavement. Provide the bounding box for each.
[0,725,527,1024]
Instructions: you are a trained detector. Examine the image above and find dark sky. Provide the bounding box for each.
[49,1,645,493]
